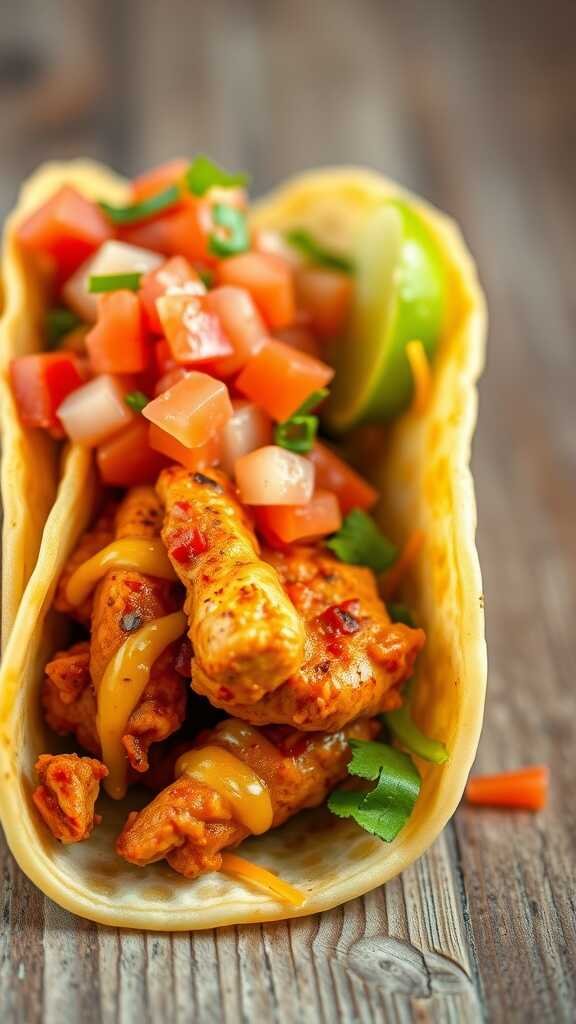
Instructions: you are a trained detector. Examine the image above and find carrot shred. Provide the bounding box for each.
[381,529,425,601]
[220,853,306,907]
[465,766,549,811]
[406,339,431,415]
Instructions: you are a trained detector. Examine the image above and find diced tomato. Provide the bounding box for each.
[255,489,341,543]
[274,325,322,359]
[235,338,334,421]
[235,446,315,505]
[148,423,220,471]
[142,372,232,448]
[119,197,216,266]
[205,286,267,376]
[157,293,233,366]
[17,185,112,281]
[86,291,148,374]
[295,267,353,338]
[97,417,168,486]
[216,252,295,329]
[10,352,84,434]
[139,256,204,333]
[308,441,378,514]
[168,527,208,564]
[57,374,134,446]
[154,367,190,396]
[63,240,163,324]
[130,158,189,202]
[221,400,272,476]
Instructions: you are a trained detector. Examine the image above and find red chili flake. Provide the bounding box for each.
[170,527,208,564]
[319,599,361,636]
[217,686,234,702]
[383,659,399,674]
[174,500,192,516]
[125,579,145,594]
[327,637,345,657]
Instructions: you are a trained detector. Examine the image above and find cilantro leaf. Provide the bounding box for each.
[45,308,82,347]
[274,389,329,454]
[99,184,180,225]
[328,739,421,843]
[286,228,354,274]
[326,509,397,572]
[124,390,150,413]
[185,155,249,197]
[327,789,365,818]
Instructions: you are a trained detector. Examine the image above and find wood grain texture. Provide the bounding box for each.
[0,0,575,1021]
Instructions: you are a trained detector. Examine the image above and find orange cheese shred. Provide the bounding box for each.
[220,853,306,908]
[406,339,431,416]
[381,528,425,601]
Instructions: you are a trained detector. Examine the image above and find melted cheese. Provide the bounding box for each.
[97,611,186,800]
[175,746,273,835]
[65,538,177,607]
[220,853,306,907]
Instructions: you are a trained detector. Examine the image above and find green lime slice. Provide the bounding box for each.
[324,199,446,432]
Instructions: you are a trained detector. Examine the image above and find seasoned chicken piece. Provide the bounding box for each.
[116,717,376,877]
[54,502,117,624]
[89,486,179,687]
[42,641,187,775]
[32,753,107,843]
[192,546,425,731]
[157,466,305,703]
[42,642,100,755]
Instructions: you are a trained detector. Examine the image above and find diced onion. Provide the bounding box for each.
[63,240,163,323]
[57,374,134,446]
[221,400,273,477]
[235,445,315,506]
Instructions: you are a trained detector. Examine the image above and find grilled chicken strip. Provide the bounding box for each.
[192,545,425,731]
[157,466,305,703]
[42,641,188,774]
[116,717,377,877]
[32,753,107,843]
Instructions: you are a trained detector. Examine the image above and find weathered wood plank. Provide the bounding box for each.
[0,0,575,1021]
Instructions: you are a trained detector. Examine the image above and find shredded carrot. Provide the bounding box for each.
[381,529,425,601]
[220,853,307,907]
[465,766,549,811]
[406,339,431,415]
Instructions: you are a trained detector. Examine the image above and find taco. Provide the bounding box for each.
[0,159,486,929]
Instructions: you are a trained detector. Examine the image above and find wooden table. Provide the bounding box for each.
[1,1,575,1021]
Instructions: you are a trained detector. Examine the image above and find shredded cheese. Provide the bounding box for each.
[65,538,176,607]
[406,339,431,416]
[220,853,306,907]
[382,529,425,601]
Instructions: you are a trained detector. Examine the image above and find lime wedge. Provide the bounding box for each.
[324,199,446,432]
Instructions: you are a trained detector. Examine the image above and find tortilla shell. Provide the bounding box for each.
[0,165,487,929]
[0,162,128,647]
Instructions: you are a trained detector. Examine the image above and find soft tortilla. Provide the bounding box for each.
[0,161,127,646]
[0,165,487,929]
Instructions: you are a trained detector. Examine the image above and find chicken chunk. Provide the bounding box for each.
[42,642,100,755]
[42,641,188,775]
[116,716,376,877]
[157,466,305,703]
[32,753,107,843]
[89,486,179,687]
[54,501,117,624]
[192,545,425,731]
